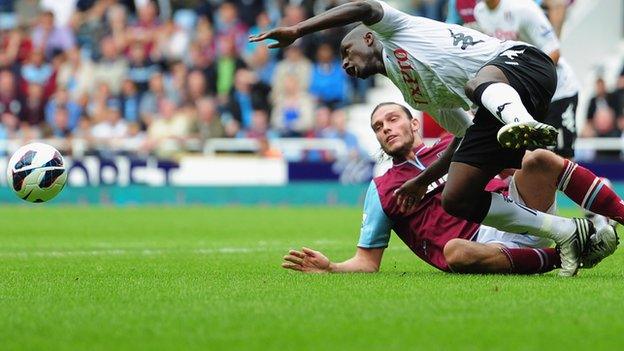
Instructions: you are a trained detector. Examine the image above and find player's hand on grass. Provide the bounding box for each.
[394,176,428,213]
[282,247,331,273]
[249,26,299,49]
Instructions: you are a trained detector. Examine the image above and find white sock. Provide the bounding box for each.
[480,82,535,125]
[482,192,576,243]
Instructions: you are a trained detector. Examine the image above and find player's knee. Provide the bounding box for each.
[522,149,559,174]
[444,239,477,272]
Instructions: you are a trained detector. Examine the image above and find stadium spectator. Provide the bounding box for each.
[271,43,311,102]
[91,106,128,140]
[330,109,362,157]
[127,42,160,94]
[214,2,248,55]
[154,9,195,62]
[128,1,161,53]
[186,69,208,105]
[223,118,241,138]
[20,83,46,126]
[227,68,270,130]
[0,69,23,117]
[237,109,278,139]
[145,99,193,157]
[44,87,82,131]
[309,42,349,109]
[45,105,73,138]
[87,82,118,122]
[614,73,624,126]
[188,17,216,69]
[305,106,337,162]
[270,73,314,137]
[31,10,75,60]
[246,45,276,86]
[584,78,620,137]
[118,78,141,123]
[0,112,20,141]
[245,11,273,60]
[105,3,130,57]
[92,36,128,95]
[206,35,247,100]
[192,97,225,141]
[20,49,54,94]
[140,73,177,126]
[0,16,30,67]
[56,47,95,100]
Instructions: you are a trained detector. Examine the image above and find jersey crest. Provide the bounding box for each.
[448,29,484,50]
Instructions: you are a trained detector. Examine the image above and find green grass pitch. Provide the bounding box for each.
[1,206,623,351]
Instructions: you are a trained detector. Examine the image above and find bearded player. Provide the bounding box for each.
[251,0,624,275]
[281,103,619,275]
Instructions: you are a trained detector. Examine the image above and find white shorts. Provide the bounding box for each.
[474,176,555,249]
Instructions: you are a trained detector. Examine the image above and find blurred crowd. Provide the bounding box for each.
[1,0,620,162]
[0,0,397,160]
[581,67,624,159]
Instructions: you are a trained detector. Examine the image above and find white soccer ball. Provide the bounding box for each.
[6,143,67,203]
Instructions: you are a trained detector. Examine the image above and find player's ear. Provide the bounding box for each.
[411,117,420,134]
[364,32,375,46]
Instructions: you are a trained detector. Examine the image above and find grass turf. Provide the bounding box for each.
[1,206,623,351]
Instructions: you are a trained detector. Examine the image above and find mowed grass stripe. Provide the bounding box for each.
[0,206,623,351]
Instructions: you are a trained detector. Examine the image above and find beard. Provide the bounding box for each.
[381,136,414,159]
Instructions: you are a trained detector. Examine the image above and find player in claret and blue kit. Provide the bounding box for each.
[281,103,620,275]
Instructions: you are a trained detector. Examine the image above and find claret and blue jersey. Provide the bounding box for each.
[358,134,493,271]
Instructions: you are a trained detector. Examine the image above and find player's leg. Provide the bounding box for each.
[517,149,624,225]
[443,160,580,249]
[445,134,591,277]
[465,47,558,149]
[443,239,559,274]
[514,149,619,268]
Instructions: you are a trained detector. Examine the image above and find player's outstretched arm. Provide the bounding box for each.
[282,247,384,273]
[249,0,383,49]
[394,136,462,212]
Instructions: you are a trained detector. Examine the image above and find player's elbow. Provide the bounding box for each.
[354,1,384,25]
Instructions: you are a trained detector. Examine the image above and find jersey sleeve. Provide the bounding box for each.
[366,1,414,38]
[357,181,392,249]
[520,1,560,54]
[426,108,474,137]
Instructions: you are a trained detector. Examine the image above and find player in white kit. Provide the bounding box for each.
[473,0,580,158]
[250,0,595,276]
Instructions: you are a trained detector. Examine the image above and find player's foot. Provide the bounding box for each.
[557,218,593,277]
[497,121,558,149]
[580,224,619,269]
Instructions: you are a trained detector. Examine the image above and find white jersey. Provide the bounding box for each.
[473,0,579,101]
[367,1,522,137]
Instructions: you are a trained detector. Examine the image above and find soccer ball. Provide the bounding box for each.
[6,143,67,203]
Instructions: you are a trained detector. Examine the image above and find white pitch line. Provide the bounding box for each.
[0,240,410,259]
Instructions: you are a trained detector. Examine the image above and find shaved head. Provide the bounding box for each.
[342,24,370,45]
[339,24,385,79]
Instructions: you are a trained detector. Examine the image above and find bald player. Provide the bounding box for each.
[250,0,624,276]
[281,103,619,275]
